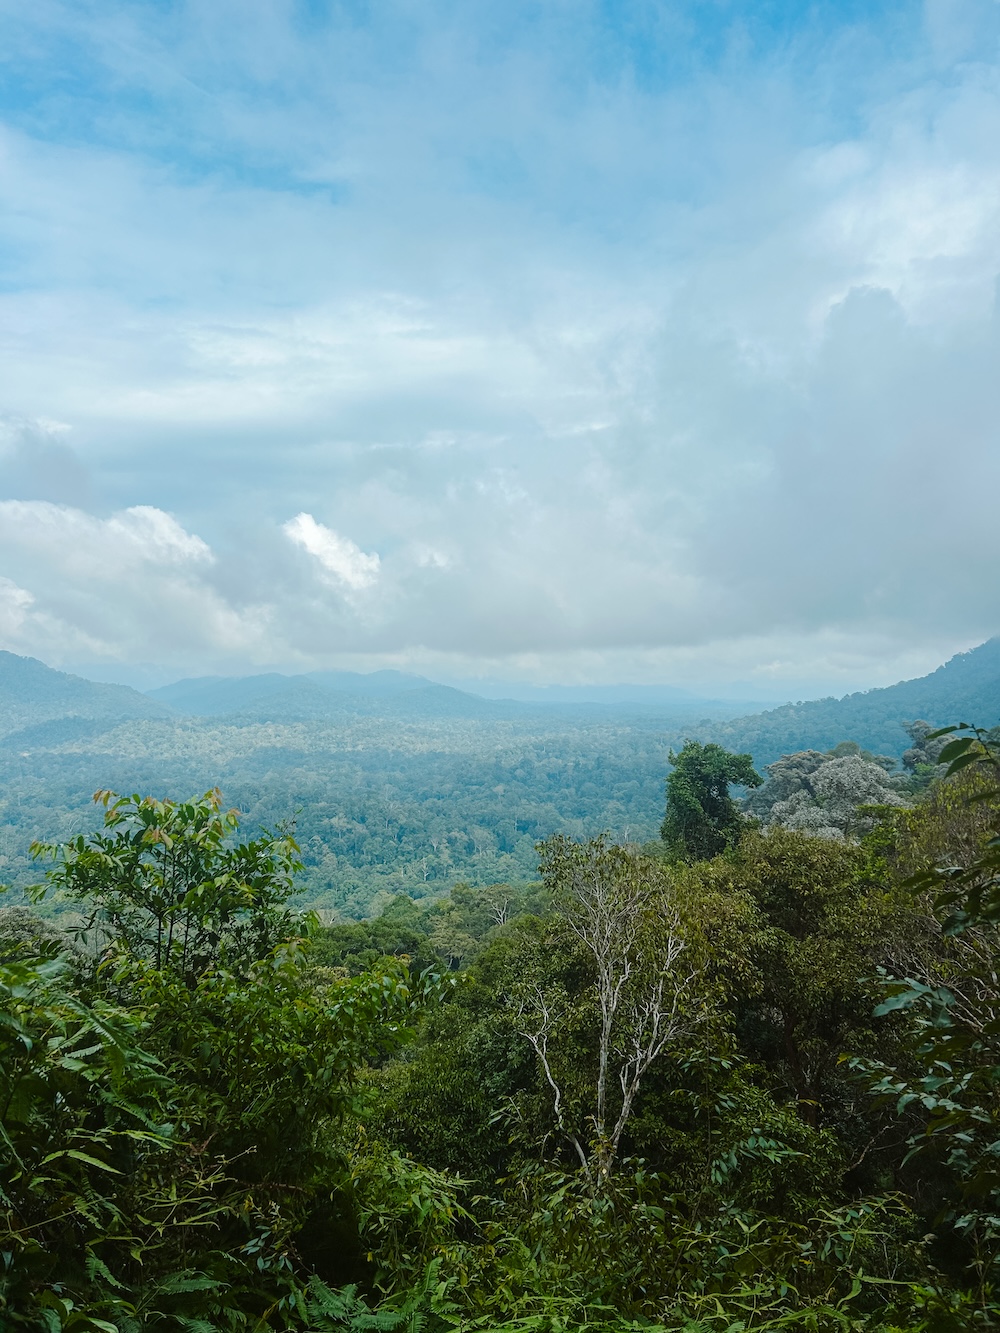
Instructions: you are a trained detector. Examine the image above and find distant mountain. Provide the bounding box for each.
[0,652,171,740]
[147,669,442,716]
[448,679,765,711]
[148,673,305,716]
[222,682,511,724]
[148,668,761,722]
[709,638,1000,767]
[305,669,437,696]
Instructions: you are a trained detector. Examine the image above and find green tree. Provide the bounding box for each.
[6,788,454,1327]
[661,741,761,861]
[864,725,1000,1307]
[30,788,303,983]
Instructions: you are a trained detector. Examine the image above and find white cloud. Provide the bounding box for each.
[0,501,211,574]
[0,4,998,691]
[0,501,269,667]
[283,512,381,591]
[0,576,35,636]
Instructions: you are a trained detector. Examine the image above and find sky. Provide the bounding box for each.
[0,0,999,698]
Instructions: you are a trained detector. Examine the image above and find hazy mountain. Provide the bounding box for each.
[149,668,762,722]
[0,652,171,740]
[219,680,510,723]
[305,669,438,696]
[445,678,767,711]
[709,638,1000,766]
[147,669,442,716]
[148,673,311,715]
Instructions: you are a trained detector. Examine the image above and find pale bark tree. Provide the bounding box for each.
[514,836,701,1189]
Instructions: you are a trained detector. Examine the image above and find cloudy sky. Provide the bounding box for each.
[0,0,999,697]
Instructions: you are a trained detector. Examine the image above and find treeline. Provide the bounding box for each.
[4,726,1000,1328]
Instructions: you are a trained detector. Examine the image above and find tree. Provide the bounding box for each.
[864,725,1000,1297]
[747,745,909,842]
[661,741,761,861]
[514,836,704,1187]
[683,826,915,1133]
[30,788,304,983]
[6,788,453,1327]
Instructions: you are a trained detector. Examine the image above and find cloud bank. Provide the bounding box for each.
[0,1,998,694]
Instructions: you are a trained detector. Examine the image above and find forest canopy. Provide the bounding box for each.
[5,722,1000,1329]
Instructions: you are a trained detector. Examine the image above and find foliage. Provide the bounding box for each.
[661,742,761,861]
[2,791,452,1330]
[29,789,304,982]
[859,725,1000,1310]
[0,948,233,1331]
[746,743,909,841]
[9,728,1000,1328]
[310,881,546,976]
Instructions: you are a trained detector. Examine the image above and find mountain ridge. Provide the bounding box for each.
[705,637,1000,765]
[0,651,171,739]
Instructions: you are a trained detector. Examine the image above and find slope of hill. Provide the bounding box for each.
[708,638,1000,766]
[148,669,761,721]
[305,668,437,696]
[222,680,509,723]
[149,673,517,722]
[0,652,171,740]
[148,669,443,715]
[147,673,296,715]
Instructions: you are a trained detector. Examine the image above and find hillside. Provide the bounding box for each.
[0,652,171,740]
[147,669,760,722]
[149,673,519,723]
[147,668,440,715]
[706,638,1000,765]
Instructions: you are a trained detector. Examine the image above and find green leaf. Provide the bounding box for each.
[41,1149,122,1174]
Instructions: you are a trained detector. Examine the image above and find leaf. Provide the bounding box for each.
[41,1149,122,1174]
[944,752,985,777]
[153,1271,220,1294]
[937,737,978,764]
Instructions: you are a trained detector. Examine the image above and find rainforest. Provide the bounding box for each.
[5,716,1000,1331]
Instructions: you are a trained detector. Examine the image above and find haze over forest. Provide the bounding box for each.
[3,637,1000,914]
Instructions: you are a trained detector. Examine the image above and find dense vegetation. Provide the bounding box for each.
[6,721,1000,1329]
[1,640,998,920]
[0,711,681,913]
[4,642,1000,918]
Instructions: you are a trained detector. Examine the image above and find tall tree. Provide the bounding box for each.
[514,836,705,1188]
[661,741,761,861]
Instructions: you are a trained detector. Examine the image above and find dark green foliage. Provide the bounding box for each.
[1,791,453,1330]
[311,882,545,975]
[30,788,304,981]
[858,726,1000,1302]
[661,741,761,860]
[10,723,1000,1328]
[0,903,77,964]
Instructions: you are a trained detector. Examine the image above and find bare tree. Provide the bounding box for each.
[514,836,701,1188]
[484,885,512,927]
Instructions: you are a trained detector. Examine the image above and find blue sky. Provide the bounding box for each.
[0,0,998,696]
